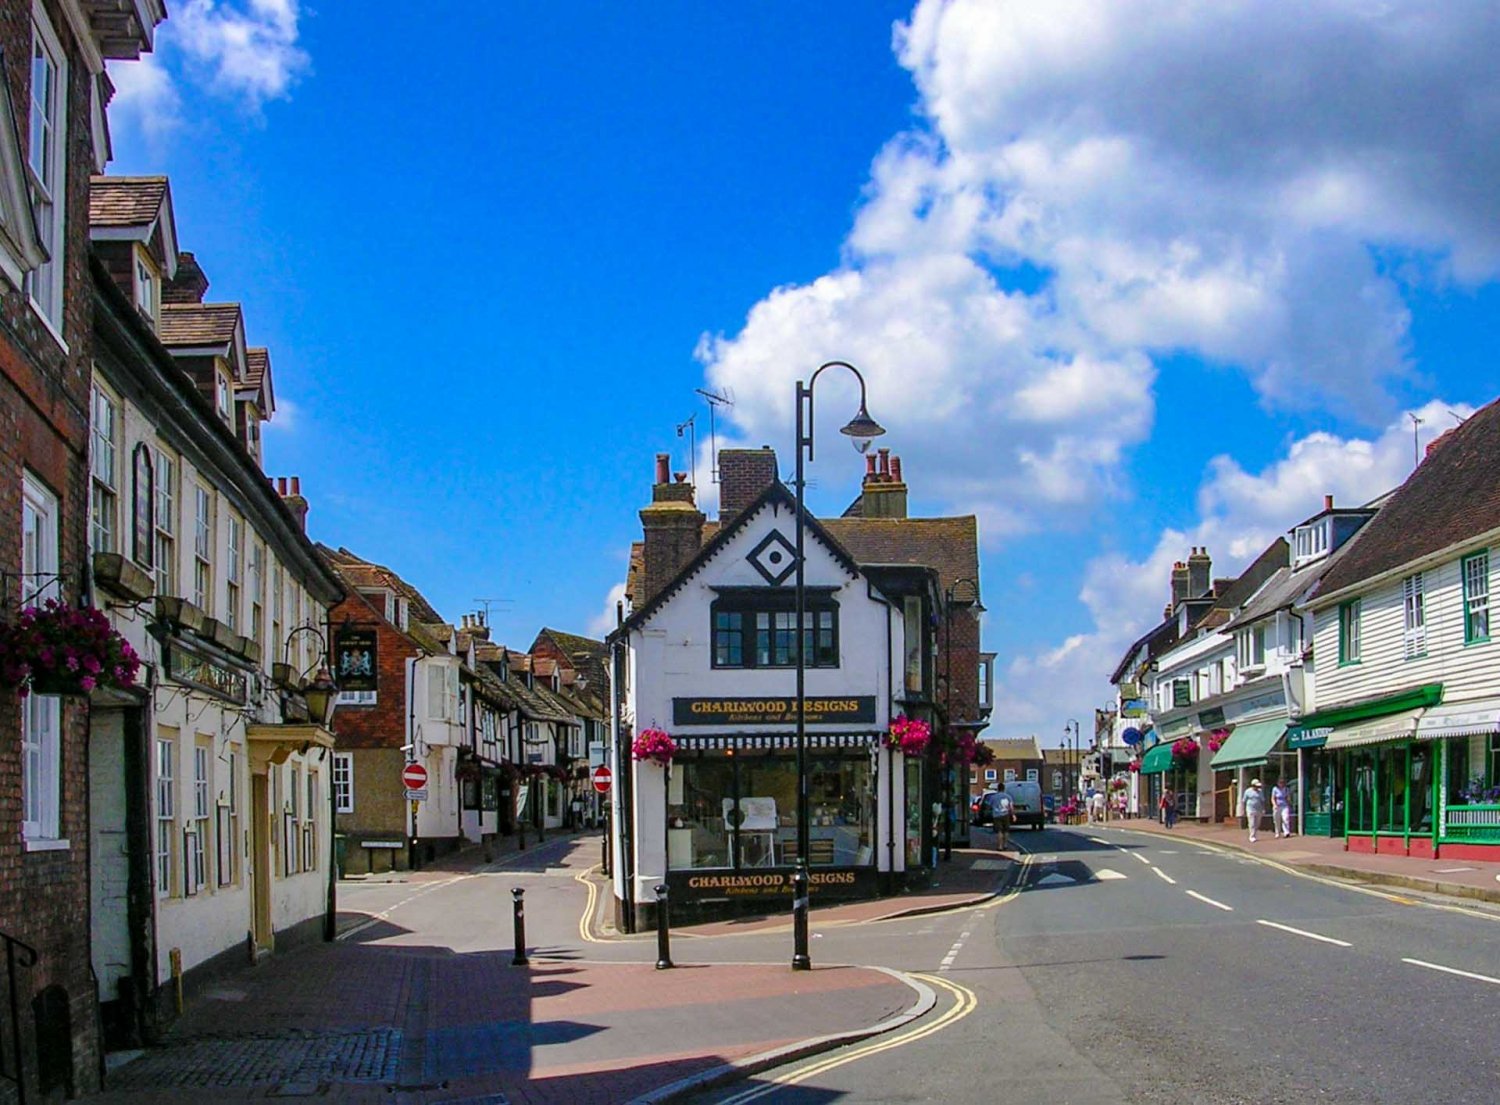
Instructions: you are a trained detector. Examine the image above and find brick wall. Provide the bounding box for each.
[0,2,112,1096]
[717,447,778,521]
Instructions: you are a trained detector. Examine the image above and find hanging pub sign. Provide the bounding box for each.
[335,629,378,691]
[673,696,877,727]
[165,641,247,704]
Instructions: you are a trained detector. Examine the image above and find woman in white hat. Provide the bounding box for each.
[1240,778,1267,843]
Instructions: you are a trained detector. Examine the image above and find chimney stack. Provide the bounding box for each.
[860,451,908,519]
[640,453,705,605]
[1187,547,1211,599]
[163,251,210,304]
[1324,494,1334,511]
[717,447,779,523]
[278,475,309,532]
[1170,561,1190,609]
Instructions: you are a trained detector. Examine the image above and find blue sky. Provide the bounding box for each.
[107,2,1500,746]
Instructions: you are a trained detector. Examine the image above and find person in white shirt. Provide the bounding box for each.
[990,785,1015,850]
[1241,779,1267,843]
[1271,778,1292,838]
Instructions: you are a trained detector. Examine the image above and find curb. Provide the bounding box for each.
[623,966,938,1105]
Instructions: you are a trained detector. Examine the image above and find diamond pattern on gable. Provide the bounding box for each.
[747,530,799,586]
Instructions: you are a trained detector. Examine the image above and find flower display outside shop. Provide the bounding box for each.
[1127,760,1141,773]
[0,599,141,697]
[943,728,990,766]
[884,715,932,756]
[1109,777,1128,792]
[632,727,677,765]
[1206,728,1228,754]
[1171,736,1200,764]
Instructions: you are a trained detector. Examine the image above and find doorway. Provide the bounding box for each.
[251,773,272,950]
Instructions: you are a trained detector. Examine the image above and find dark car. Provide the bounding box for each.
[971,791,994,825]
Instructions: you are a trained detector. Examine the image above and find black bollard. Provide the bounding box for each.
[791,865,811,971]
[654,884,673,970]
[511,887,529,966]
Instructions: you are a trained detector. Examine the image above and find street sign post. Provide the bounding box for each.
[592,765,612,794]
[402,761,428,791]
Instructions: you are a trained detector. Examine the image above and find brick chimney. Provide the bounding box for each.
[163,251,209,304]
[277,475,309,532]
[1169,561,1190,609]
[859,447,908,519]
[640,453,704,605]
[1187,547,1211,598]
[717,447,779,522]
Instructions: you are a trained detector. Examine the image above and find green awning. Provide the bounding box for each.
[1139,742,1176,775]
[1209,717,1288,771]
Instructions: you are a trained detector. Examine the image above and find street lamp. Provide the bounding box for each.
[792,361,885,972]
[943,577,982,861]
[1064,719,1079,803]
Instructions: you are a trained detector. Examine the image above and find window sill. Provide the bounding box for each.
[24,837,71,852]
[1337,660,1361,668]
[1464,636,1491,648]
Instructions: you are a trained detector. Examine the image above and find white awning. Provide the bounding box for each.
[1322,708,1424,750]
[1415,697,1500,741]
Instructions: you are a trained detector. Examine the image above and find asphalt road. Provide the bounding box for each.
[687,824,1500,1105]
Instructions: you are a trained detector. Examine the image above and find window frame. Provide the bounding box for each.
[25,5,67,338]
[155,734,177,898]
[709,591,840,670]
[1338,599,1362,666]
[1402,572,1427,660]
[20,472,63,846]
[90,383,120,555]
[225,512,242,630]
[154,447,177,595]
[332,752,355,813]
[193,483,213,612]
[1463,551,1490,646]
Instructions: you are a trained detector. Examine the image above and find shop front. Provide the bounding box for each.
[1324,708,1430,856]
[1285,726,1338,836]
[1208,717,1292,828]
[1423,697,1500,861]
[1138,739,1199,819]
[663,732,888,920]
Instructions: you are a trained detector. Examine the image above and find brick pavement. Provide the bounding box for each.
[1100,816,1500,904]
[96,933,916,1103]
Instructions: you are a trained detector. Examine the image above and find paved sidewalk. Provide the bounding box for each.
[1099,816,1500,905]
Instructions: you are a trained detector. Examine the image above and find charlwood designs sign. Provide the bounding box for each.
[673,696,876,727]
[668,867,876,904]
[335,629,378,692]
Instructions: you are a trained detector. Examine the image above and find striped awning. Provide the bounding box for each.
[1322,708,1424,750]
[1415,697,1500,741]
[673,732,882,752]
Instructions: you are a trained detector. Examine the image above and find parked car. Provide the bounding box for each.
[971,790,995,825]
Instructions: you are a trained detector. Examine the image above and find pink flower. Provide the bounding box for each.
[80,676,96,691]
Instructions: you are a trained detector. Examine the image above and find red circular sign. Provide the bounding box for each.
[402,761,428,789]
[591,765,613,793]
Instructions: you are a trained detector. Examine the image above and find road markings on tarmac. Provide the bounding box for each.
[716,973,978,1103]
[1186,890,1233,911]
[1256,919,1351,947]
[1402,958,1500,986]
[1131,851,1153,865]
[1095,869,1128,880]
[337,875,470,942]
[1150,866,1177,885]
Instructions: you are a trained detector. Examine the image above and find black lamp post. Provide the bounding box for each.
[1064,718,1079,804]
[942,577,982,861]
[792,361,884,972]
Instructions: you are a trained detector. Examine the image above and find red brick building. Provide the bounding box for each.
[1,3,164,1098]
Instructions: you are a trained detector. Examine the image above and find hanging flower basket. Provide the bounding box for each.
[943,729,983,766]
[1206,728,1229,754]
[883,715,932,756]
[0,599,141,697]
[1127,760,1141,773]
[1171,736,1199,764]
[1109,777,1128,791]
[632,727,677,766]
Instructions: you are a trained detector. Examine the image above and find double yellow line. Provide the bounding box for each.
[718,972,978,1104]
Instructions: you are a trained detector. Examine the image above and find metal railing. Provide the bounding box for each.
[1444,803,1500,842]
[2,930,39,1105]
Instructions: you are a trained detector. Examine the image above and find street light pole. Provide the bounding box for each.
[792,362,884,972]
[1065,719,1079,805]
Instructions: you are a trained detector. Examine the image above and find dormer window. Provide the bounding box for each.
[134,249,159,327]
[1293,519,1330,566]
[215,372,231,422]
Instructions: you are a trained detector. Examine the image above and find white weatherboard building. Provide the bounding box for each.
[608,479,939,926]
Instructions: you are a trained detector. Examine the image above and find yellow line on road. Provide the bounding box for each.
[718,972,977,1104]
[575,864,607,943]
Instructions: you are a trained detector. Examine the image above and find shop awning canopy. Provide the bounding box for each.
[1321,708,1425,751]
[1415,697,1500,741]
[1209,718,1288,771]
[1139,742,1176,775]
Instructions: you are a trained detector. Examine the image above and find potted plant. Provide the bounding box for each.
[0,599,141,697]
[884,715,932,756]
[632,727,677,766]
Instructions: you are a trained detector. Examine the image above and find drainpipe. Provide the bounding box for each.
[866,579,897,888]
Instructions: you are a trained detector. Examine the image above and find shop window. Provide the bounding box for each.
[709,592,838,669]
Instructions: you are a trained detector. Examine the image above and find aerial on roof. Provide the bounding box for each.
[1316,397,1500,600]
[89,175,169,227]
[159,302,242,348]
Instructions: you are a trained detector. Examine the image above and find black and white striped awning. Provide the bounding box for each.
[674,732,881,752]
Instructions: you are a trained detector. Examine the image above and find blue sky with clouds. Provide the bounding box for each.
[106,1,1500,747]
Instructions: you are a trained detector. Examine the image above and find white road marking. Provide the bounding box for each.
[1186,890,1233,911]
[1131,852,1153,865]
[939,934,966,973]
[1433,866,1477,873]
[1088,837,1109,844]
[1402,958,1500,986]
[1095,869,1128,881]
[1256,919,1351,947]
[1151,866,1177,885]
[1158,849,1179,854]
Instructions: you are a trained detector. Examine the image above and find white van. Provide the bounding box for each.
[982,781,1045,830]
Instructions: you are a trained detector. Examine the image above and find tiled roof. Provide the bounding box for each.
[983,736,1045,760]
[1317,398,1500,598]
[318,545,445,625]
[822,516,980,598]
[160,302,241,348]
[245,347,269,389]
[89,175,167,227]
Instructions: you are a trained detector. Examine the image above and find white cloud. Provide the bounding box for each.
[587,583,629,638]
[993,400,1475,734]
[699,0,1500,541]
[175,0,309,107]
[106,54,182,142]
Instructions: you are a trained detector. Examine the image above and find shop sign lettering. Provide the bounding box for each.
[668,867,874,902]
[166,642,247,703]
[673,696,876,726]
[335,629,378,691]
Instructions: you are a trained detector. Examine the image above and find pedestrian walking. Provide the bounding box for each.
[1090,790,1106,824]
[1160,787,1177,829]
[1241,778,1267,843]
[991,784,1014,851]
[1271,778,1292,838]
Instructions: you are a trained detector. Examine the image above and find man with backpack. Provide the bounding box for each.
[990,784,1015,850]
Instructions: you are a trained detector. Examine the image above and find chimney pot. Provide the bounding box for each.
[674,471,687,483]
[877,447,890,476]
[890,455,903,482]
[290,476,301,496]
[654,453,670,485]
[865,454,877,478]
[1324,494,1334,511]
[276,476,287,494]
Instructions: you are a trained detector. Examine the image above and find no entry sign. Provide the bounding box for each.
[592,765,612,793]
[402,761,428,790]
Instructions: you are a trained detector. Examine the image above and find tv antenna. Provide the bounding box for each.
[695,387,735,482]
[675,415,696,487]
[1408,412,1424,469]
[471,597,512,626]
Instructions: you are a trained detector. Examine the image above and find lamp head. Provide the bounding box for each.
[303,666,338,728]
[839,401,885,451]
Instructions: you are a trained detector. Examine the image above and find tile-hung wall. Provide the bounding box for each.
[87,373,331,990]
